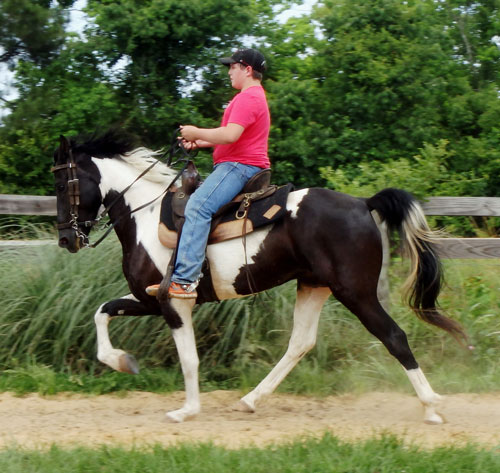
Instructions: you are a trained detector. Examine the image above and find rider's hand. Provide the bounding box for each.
[181,139,199,150]
[180,125,199,142]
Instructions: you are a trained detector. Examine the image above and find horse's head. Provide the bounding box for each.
[52,135,103,253]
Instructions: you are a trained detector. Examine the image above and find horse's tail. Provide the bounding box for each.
[366,188,466,343]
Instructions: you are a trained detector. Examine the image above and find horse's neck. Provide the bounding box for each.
[92,157,173,273]
[93,157,165,210]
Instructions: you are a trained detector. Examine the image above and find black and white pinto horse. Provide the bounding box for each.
[52,132,465,424]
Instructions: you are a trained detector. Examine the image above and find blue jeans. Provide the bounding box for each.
[172,162,263,284]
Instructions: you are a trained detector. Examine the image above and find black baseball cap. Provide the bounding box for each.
[219,49,267,73]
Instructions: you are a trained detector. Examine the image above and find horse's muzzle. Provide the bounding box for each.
[58,232,81,253]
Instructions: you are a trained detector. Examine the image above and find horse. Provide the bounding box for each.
[52,130,465,424]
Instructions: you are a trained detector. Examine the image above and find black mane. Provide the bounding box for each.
[72,129,140,158]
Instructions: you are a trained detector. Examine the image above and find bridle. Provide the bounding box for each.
[51,131,195,249]
[51,143,95,246]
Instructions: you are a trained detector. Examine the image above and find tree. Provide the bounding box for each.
[0,0,72,67]
[0,39,124,194]
[295,0,500,194]
[0,0,283,192]
[1,0,499,197]
[83,0,276,145]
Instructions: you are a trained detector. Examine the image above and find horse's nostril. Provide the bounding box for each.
[59,237,69,248]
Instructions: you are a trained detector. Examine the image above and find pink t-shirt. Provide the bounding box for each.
[213,86,270,168]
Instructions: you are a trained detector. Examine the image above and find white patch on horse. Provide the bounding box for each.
[406,367,444,424]
[207,226,272,300]
[286,189,309,219]
[92,157,172,275]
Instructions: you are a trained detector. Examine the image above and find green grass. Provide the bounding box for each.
[0,434,498,473]
[0,227,499,396]
[0,364,185,395]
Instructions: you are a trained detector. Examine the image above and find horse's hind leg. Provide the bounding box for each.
[95,294,158,374]
[237,284,331,412]
[333,286,444,424]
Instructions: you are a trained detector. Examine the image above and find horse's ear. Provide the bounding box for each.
[57,135,71,163]
[60,135,70,152]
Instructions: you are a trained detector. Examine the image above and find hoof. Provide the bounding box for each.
[424,413,444,425]
[233,399,255,413]
[165,408,198,423]
[165,412,183,423]
[118,353,140,375]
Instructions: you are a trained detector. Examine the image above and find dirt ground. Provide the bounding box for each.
[0,390,499,450]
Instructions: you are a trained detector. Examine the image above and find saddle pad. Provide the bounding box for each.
[158,183,293,248]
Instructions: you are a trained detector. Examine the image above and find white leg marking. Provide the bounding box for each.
[238,286,331,412]
[166,298,201,423]
[406,367,444,424]
[94,294,140,374]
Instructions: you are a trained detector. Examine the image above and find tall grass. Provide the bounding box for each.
[0,226,499,395]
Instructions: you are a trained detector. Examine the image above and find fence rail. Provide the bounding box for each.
[421,197,500,217]
[0,194,57,216]
[1,194,499,258]
[420,198,500,259]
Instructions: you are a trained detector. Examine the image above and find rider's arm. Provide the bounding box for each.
[180,123,244,145]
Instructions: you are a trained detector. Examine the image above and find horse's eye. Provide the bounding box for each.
[56,184,66,192]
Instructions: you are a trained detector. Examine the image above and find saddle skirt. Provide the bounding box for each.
[158,164,293,249]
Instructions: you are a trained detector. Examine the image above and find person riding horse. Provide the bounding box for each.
[146,48,271,299]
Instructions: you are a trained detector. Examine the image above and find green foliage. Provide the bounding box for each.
[1,0,499,194]
[83,0,272,144]
[320,139,483,198]
[0,39,126,193]
[319,138,500,236]
[0,364,183,396]
[311,0,500,183]
[0,434,499,472]
[0,0,70,66]
[0,127,55,194]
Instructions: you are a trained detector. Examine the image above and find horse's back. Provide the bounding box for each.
[286,187,374,227]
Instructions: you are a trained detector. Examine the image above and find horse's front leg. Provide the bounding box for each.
[163,298,200,423]
[94,294,160,374]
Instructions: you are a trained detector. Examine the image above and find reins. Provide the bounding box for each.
[52,129,196,249]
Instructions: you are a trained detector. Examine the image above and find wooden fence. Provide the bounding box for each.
[421,197,500,259]
[0,194,57,216]
[1,194,499,257]
[0,194,58,247]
